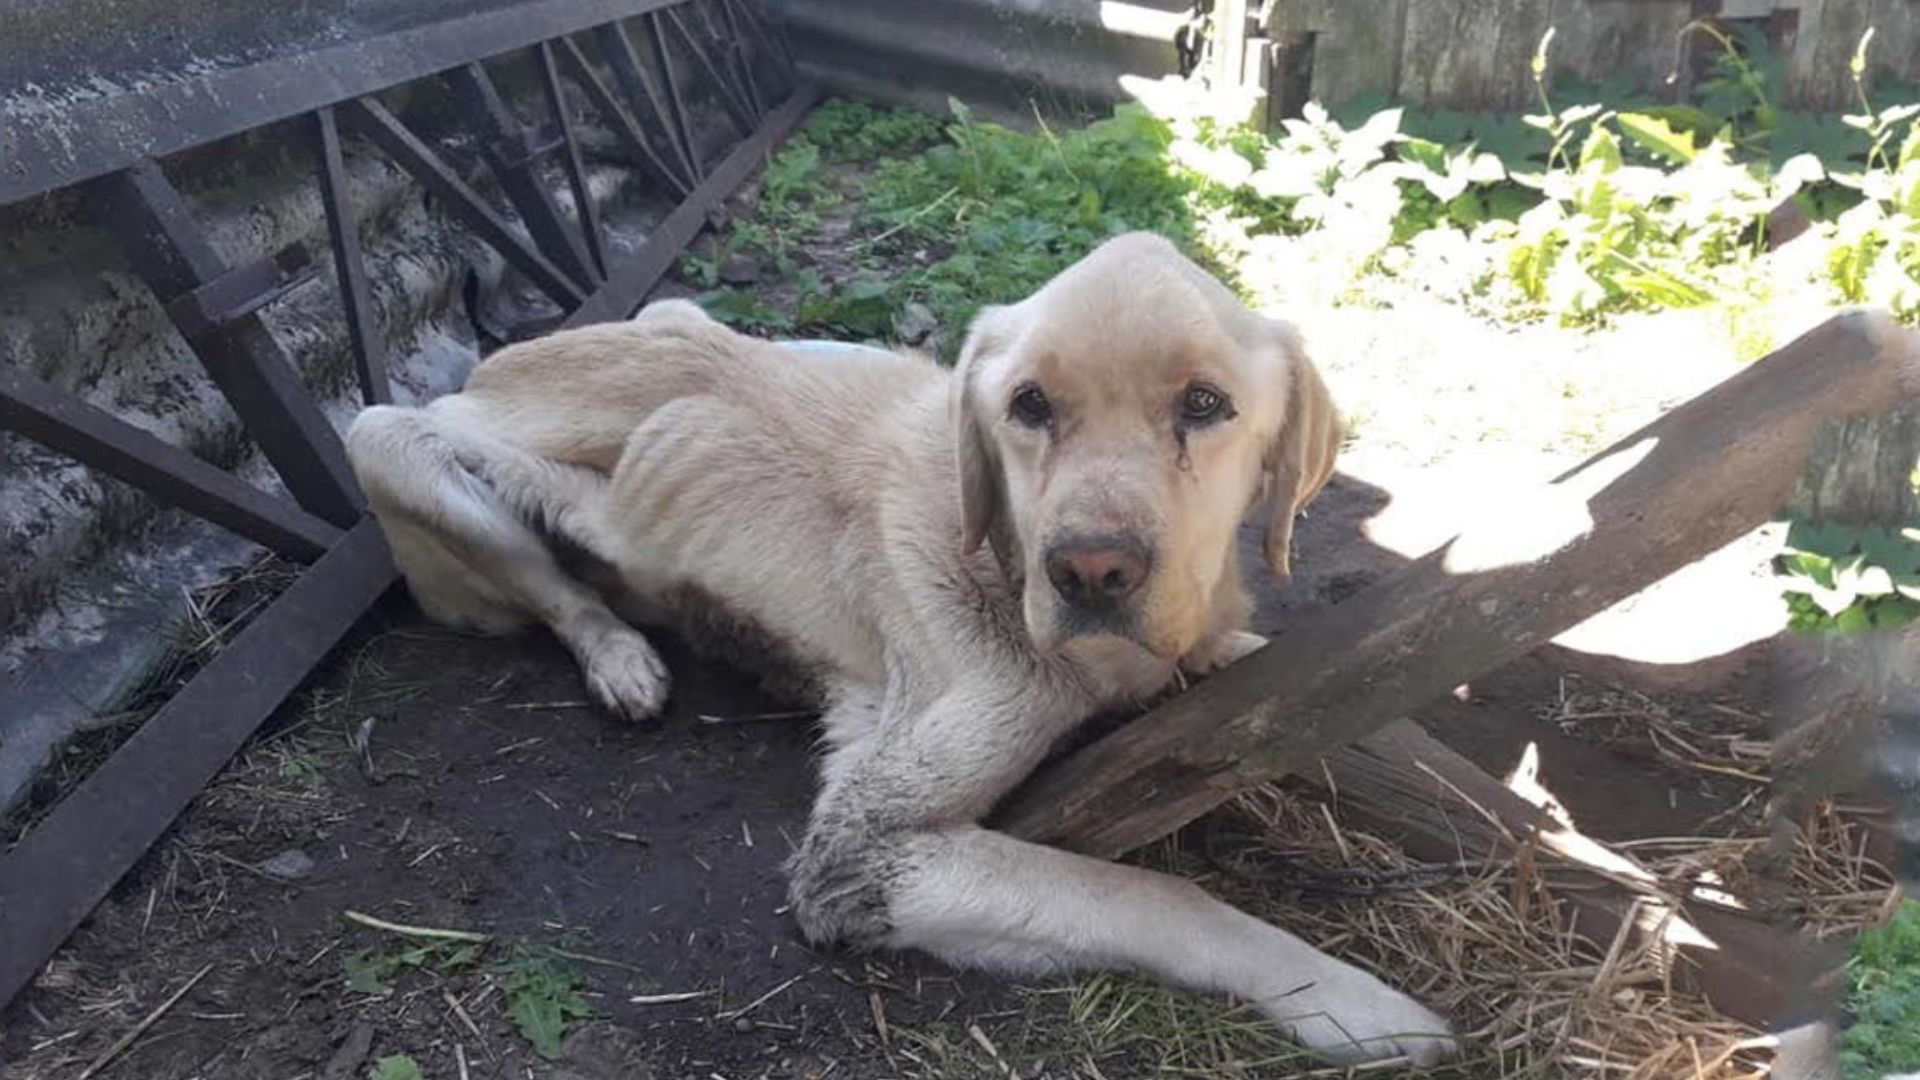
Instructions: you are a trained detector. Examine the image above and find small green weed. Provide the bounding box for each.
[369,1055,424,1080]
[1839,899,1920,1079]
[696,287,794,333]
[496,946,596,1060]
[1775,519,1920,632]
[276,750,324,787]
[342,939,483,995]
[802,98,944,161]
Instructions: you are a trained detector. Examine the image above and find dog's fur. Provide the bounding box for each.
[344,232,1456,1065]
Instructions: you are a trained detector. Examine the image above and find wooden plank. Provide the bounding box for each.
[1302,0,1408,106]
[1398,0,1551,111]
[1786,402,1920,525]
[993,311,1920,858]
[0,367,342,561]
[0,521,396,1008]
[1866,0,1920,97]
[1783,0,1872,112]
[1544,0,1692,98]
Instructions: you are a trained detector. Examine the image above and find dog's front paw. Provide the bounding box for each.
[577,627,671,722]
[1261,968,1457,1068]
[1180,631,1268,677]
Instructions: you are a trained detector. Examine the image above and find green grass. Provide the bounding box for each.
[687,96,1203,355]
[690,24,1920,359]
[1839,899,1920,1079]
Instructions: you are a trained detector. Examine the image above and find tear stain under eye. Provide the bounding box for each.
[1174,428,1193,472]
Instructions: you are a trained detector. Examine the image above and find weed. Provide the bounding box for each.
[496,946,596,1060]
[342,939,483,995]
[802,98,944,161]
[687,23,1920,347]
[1775,519,1920,633]
[695,287,794,333]
[1839,900,1920,1079]
[369,1055,425,1080]
[276,750,324,787]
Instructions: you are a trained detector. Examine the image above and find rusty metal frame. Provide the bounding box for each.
[0,0,812,1008]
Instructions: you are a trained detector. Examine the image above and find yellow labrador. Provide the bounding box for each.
[344,232,1456,1065]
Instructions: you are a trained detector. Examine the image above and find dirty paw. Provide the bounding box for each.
[1264,971,1458,1068]
[578,628,671,722]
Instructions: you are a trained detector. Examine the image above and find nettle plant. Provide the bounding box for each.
[1489,29,1817,325]
[1775,518,1920,632]
[1823,30,1920,322]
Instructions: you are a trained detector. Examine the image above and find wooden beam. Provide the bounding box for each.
[994,312,1920,857]
[1308,722,1839,1028]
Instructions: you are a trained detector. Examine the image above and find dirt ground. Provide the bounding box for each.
[0,135,1894,1080]
[0,470,1806,1080]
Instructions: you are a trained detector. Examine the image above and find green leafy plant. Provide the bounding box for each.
[370,1055,425,1080]
[796,277,898,338]
[1775,519,1920,632]
[1821,29,1920,321]
[802,98,945,161]
[342,938,483,995]
[497,947,596,1060]
[696,287,794,334]
[683,20,1920,352]
[1839,900,1920,1079]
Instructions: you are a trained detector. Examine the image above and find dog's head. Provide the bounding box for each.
[952,232,1340,661]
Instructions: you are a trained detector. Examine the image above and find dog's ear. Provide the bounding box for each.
[953,305,1014,554]
[1261,320,1341,584]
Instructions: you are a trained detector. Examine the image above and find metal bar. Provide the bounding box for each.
[538,42,611,280]
[0,520,395,1010]
[597,20,703,183]
[564,82,816,329]
[714,0,768,121]
[340,97,589,311]
[162,245,318,340]
[0,0,692,205]
[663,6,757,135]
[0,367,342,562]
[444,62,601,289]
[557,36,694,197]
[95,162,364,527]
[314,106,393,406]
[730,0,797,84]
[644,12,705,176]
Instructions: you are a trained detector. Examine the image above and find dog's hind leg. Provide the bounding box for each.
[346,404,670,720]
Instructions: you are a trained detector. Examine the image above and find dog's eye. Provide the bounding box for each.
[1009,384,1053,428]
[1180,384,1230,425]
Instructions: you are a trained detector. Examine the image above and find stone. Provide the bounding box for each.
[259,848,316,881]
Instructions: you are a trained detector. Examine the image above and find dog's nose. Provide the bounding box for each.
[1045,538,1150,605]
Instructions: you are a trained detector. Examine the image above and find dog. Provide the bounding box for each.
[344,232,1457,1065]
